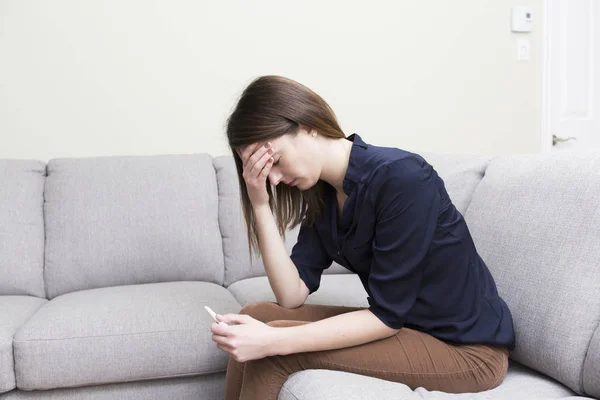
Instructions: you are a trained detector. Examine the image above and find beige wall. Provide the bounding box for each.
[0,0,543,162]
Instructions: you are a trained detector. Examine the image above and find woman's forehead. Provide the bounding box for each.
[236,135,290,155]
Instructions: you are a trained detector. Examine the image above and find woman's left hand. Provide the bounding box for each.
[210,314,278,362]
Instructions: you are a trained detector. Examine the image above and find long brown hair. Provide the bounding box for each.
[226,75,345,256]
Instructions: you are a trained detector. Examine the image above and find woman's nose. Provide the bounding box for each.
[269,170,283,186]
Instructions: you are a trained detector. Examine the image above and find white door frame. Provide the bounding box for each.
[542,0,599,152]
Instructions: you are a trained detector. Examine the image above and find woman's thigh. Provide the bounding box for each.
[239,301,365,323]
[259,320,508,394]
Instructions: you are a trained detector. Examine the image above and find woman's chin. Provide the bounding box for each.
[296,178,315,191]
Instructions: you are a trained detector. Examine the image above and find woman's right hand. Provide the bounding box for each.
[236,142,275,208]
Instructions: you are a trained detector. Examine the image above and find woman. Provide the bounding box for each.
[211,75,515,400]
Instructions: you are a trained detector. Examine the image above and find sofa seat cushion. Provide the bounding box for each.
[227,275,369,308]
[280,361,590,400]
[0,373,225,400]
[13,282,240,391]
[0,296,47,393]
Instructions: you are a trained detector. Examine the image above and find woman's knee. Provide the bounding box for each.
[239,302,282,323]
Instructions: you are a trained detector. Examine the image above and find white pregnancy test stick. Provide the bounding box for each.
[205,306,227,325]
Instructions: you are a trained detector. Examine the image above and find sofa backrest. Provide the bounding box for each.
[214,153,489,287]
[0,160,46,298]
[43,155,224,299]
[419,152,490,217]
[464,151,600,397]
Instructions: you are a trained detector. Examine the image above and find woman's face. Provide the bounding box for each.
[257,130,321,190]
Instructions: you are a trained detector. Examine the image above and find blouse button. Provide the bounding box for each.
[337,249,341,255]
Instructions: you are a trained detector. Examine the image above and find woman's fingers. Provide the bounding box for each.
[260,157,273,178]
[244,142,269,168]
[212,334,230,346]
[220,313,255,325]
[242,145,267,177]
[237,141,275,207]
[239,143,260,165]
[216,343,233,354]
[249,149,273,177]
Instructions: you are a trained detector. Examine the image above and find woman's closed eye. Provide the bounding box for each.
[273,158,281,166]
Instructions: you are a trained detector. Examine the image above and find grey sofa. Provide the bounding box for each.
[1,149,599,400]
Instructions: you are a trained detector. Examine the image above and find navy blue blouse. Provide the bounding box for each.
[290,134,515,349]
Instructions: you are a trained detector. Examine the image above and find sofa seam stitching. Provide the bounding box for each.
[43,162,49,300]
[280,384,300,400]
[580,316,600,394]
[463,158,491,215]
[212,156,227,287]
[11,334,17,390]
[14,328,218,342]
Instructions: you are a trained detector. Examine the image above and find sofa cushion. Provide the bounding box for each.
[279,361,584,400]
[419,152,490,217]
[464,152,600,396]
[43,155,224,299]
[0,296,47,393]
[0,160,46,298]
[13,282,240,390]
[227,275,369,309]
[213,156,349,287]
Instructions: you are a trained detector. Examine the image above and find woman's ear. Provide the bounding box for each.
[298,125,311,135]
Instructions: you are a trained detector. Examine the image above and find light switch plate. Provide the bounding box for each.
[517,38,530,61]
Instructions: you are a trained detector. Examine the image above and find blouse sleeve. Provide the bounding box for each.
[366,158,441,329]
[290,222,333,294]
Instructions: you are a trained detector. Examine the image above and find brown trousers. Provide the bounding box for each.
[224,302,509,400]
